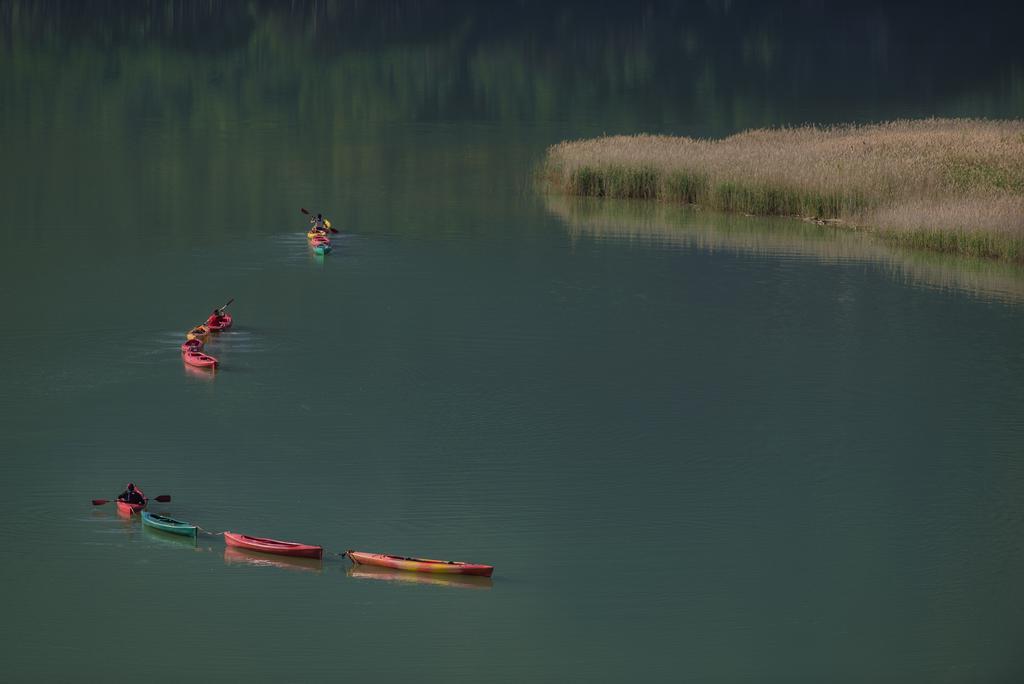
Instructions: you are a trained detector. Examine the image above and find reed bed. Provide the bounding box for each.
[539,119,1024,261]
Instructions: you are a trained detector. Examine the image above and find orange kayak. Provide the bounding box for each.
[116,487,147,516]
[347,550,494,577]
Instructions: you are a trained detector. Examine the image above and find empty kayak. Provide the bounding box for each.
[116,499,146,516]
[141,512,197,538]
[186,325,210,342]
[180,338,203,353]
[313,243,332,255]
[347,550,494,577]
[206,312,232,331]
[182,349,218,369]
[224,531,323,559]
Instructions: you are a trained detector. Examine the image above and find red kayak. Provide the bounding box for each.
[347,550,494,577]
[224,531,323,559]
[182,349,218,368]
[116,489,146,516]
[180,338,203,353]
[116,500,145,515]
[206,312,232,331]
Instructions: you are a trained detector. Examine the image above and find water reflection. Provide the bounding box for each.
[547,195,1024,304]
[116,505,140,521]
[346,564,493,590]
[223,547,323,574]
[3,1,1021,133]
[183,363,217,381]
[143,524,199,549]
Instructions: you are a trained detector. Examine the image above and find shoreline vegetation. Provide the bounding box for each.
[538,119,1024,262]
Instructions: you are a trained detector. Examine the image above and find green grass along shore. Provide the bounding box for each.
[539,119,1024,262]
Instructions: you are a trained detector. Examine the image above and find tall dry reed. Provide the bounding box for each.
[539,119,1024,261]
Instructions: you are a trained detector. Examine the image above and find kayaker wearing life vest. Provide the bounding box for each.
[310,213,326,231]
[207,308,227,327]
[117,483,145,505]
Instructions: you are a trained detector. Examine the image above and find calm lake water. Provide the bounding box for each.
[2,3,1024,682]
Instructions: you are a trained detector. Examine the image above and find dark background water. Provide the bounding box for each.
[1,2,1023,682]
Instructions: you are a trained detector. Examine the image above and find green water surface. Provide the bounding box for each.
[1,3,1023,682]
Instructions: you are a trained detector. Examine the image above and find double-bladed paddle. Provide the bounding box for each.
[92,495,171,506]
[215,298,234,316]
[300,207,338,233]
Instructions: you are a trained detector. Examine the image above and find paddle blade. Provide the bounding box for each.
[91,499,110,506]
[300,207,310,215]
[324,219,332,229]
[329,227,339,234]
[153,495,172,503]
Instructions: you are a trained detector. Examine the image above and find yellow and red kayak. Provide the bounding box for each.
[186,324,210,343]
[347,550,493,577]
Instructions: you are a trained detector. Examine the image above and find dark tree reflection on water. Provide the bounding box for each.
[3,0,1022,132]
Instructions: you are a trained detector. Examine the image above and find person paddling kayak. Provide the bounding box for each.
[207,308,229,327]
[310,213,327,232]
[117,483,145,505]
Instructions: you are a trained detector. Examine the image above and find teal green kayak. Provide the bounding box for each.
[141,511,197,538]
[313,243,332,255]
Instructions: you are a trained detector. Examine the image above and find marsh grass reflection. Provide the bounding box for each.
[547,195,1024,304]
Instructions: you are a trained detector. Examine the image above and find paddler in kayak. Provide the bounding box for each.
[117,483,145,505]
[207,307,229,327]
[310,213,327,232]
